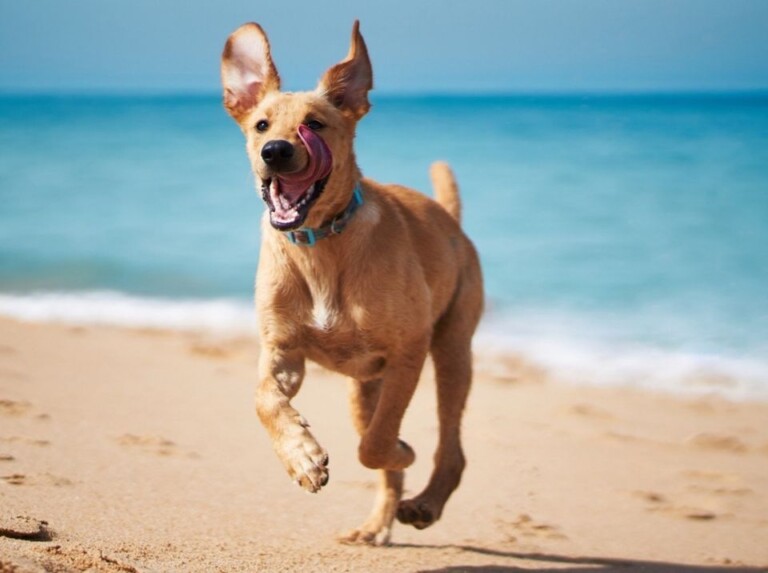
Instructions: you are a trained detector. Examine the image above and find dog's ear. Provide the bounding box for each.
[318,21,373,120]
[221,23,280,124]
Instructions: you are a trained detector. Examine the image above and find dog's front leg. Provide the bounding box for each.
[256,346,329,493]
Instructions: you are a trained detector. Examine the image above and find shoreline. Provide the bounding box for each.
[1,291,767,403]
[1,316,767,571]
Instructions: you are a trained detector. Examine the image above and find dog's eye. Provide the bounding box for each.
[305,119,324,131]
[255,120,269,133]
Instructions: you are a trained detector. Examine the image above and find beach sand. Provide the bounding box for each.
[1,316,766,572]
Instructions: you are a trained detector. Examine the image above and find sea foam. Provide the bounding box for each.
[1,290,766,401]
[477,309,768,401]
[0,291,255,335]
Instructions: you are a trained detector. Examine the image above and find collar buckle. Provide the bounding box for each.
[329,217,345,235]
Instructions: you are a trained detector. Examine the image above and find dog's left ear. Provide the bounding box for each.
[318,21,373,120]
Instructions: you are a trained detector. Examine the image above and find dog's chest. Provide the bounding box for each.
[301,285,384,380]
[306,279,337,331]
[300,265,362,332]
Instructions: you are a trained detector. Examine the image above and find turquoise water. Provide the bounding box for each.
[1,94,767,396]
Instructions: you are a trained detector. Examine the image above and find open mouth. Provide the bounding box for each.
[261,174,330,230]
[261,124,333,230]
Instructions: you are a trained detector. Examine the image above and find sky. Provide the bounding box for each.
[1,0,767,94]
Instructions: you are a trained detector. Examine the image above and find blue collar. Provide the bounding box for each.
[284,184,364,247]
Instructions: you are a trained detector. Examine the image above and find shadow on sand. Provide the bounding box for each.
[392,543,765,573]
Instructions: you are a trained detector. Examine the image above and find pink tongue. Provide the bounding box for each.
[278,124,333,202]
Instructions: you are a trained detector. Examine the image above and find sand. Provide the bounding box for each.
[0,316,767,572]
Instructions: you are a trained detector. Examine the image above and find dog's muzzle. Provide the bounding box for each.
[260,125,333,230]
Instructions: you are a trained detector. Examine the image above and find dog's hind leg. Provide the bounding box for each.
[397,278,481,529]
[339,378,403,546]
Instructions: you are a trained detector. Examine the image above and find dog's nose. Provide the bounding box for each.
[261,140,295,169]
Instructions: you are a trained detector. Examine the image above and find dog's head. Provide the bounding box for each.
[221,21,372,231]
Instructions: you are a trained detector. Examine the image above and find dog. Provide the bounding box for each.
[221,20,483,545]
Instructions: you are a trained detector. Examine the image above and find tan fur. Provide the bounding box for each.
[430,161,461,223]
[221,20,483,545]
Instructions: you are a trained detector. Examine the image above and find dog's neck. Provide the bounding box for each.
[307,157,362,224]
[272,159,366,246]
[282,183,364,246]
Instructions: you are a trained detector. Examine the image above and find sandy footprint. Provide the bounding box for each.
[0,436,50,447]
[0,454,14,462]
[680,469,753,497]
[1,472,73,487]
[568,403,614,420]
[0,399,33,417]
[633,489,721,521]
[634,490,668,505]
[663,506,719,520]
[1,473,27,485]
[115,434,198,458]
[685,432,749,453]
[603,430,673,447]
[499,513,568,544]
[188,341,235,359]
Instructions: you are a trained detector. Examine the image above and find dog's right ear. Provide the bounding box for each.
[221,23,280,124]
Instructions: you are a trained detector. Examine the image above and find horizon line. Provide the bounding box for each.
[2,87,768,99]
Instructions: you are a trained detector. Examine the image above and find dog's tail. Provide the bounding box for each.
[430,161,461,224]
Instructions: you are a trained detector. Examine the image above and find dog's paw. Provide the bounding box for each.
[275,427,329,493]
[358,438,415,471]
[396,498,437,529]
[393,439,416,470]
[338,525,392,547]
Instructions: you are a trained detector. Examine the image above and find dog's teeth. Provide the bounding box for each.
[297,183,315,208]
[264,176,327,229]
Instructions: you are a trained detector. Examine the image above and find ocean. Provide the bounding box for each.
[1,93,767,399]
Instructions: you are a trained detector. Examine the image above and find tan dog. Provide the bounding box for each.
[221,20,483,545]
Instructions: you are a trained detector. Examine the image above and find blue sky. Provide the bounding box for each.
[1,0,767,93]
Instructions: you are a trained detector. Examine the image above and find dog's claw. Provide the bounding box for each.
[338,527,391,547]
[277,426,329,493]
